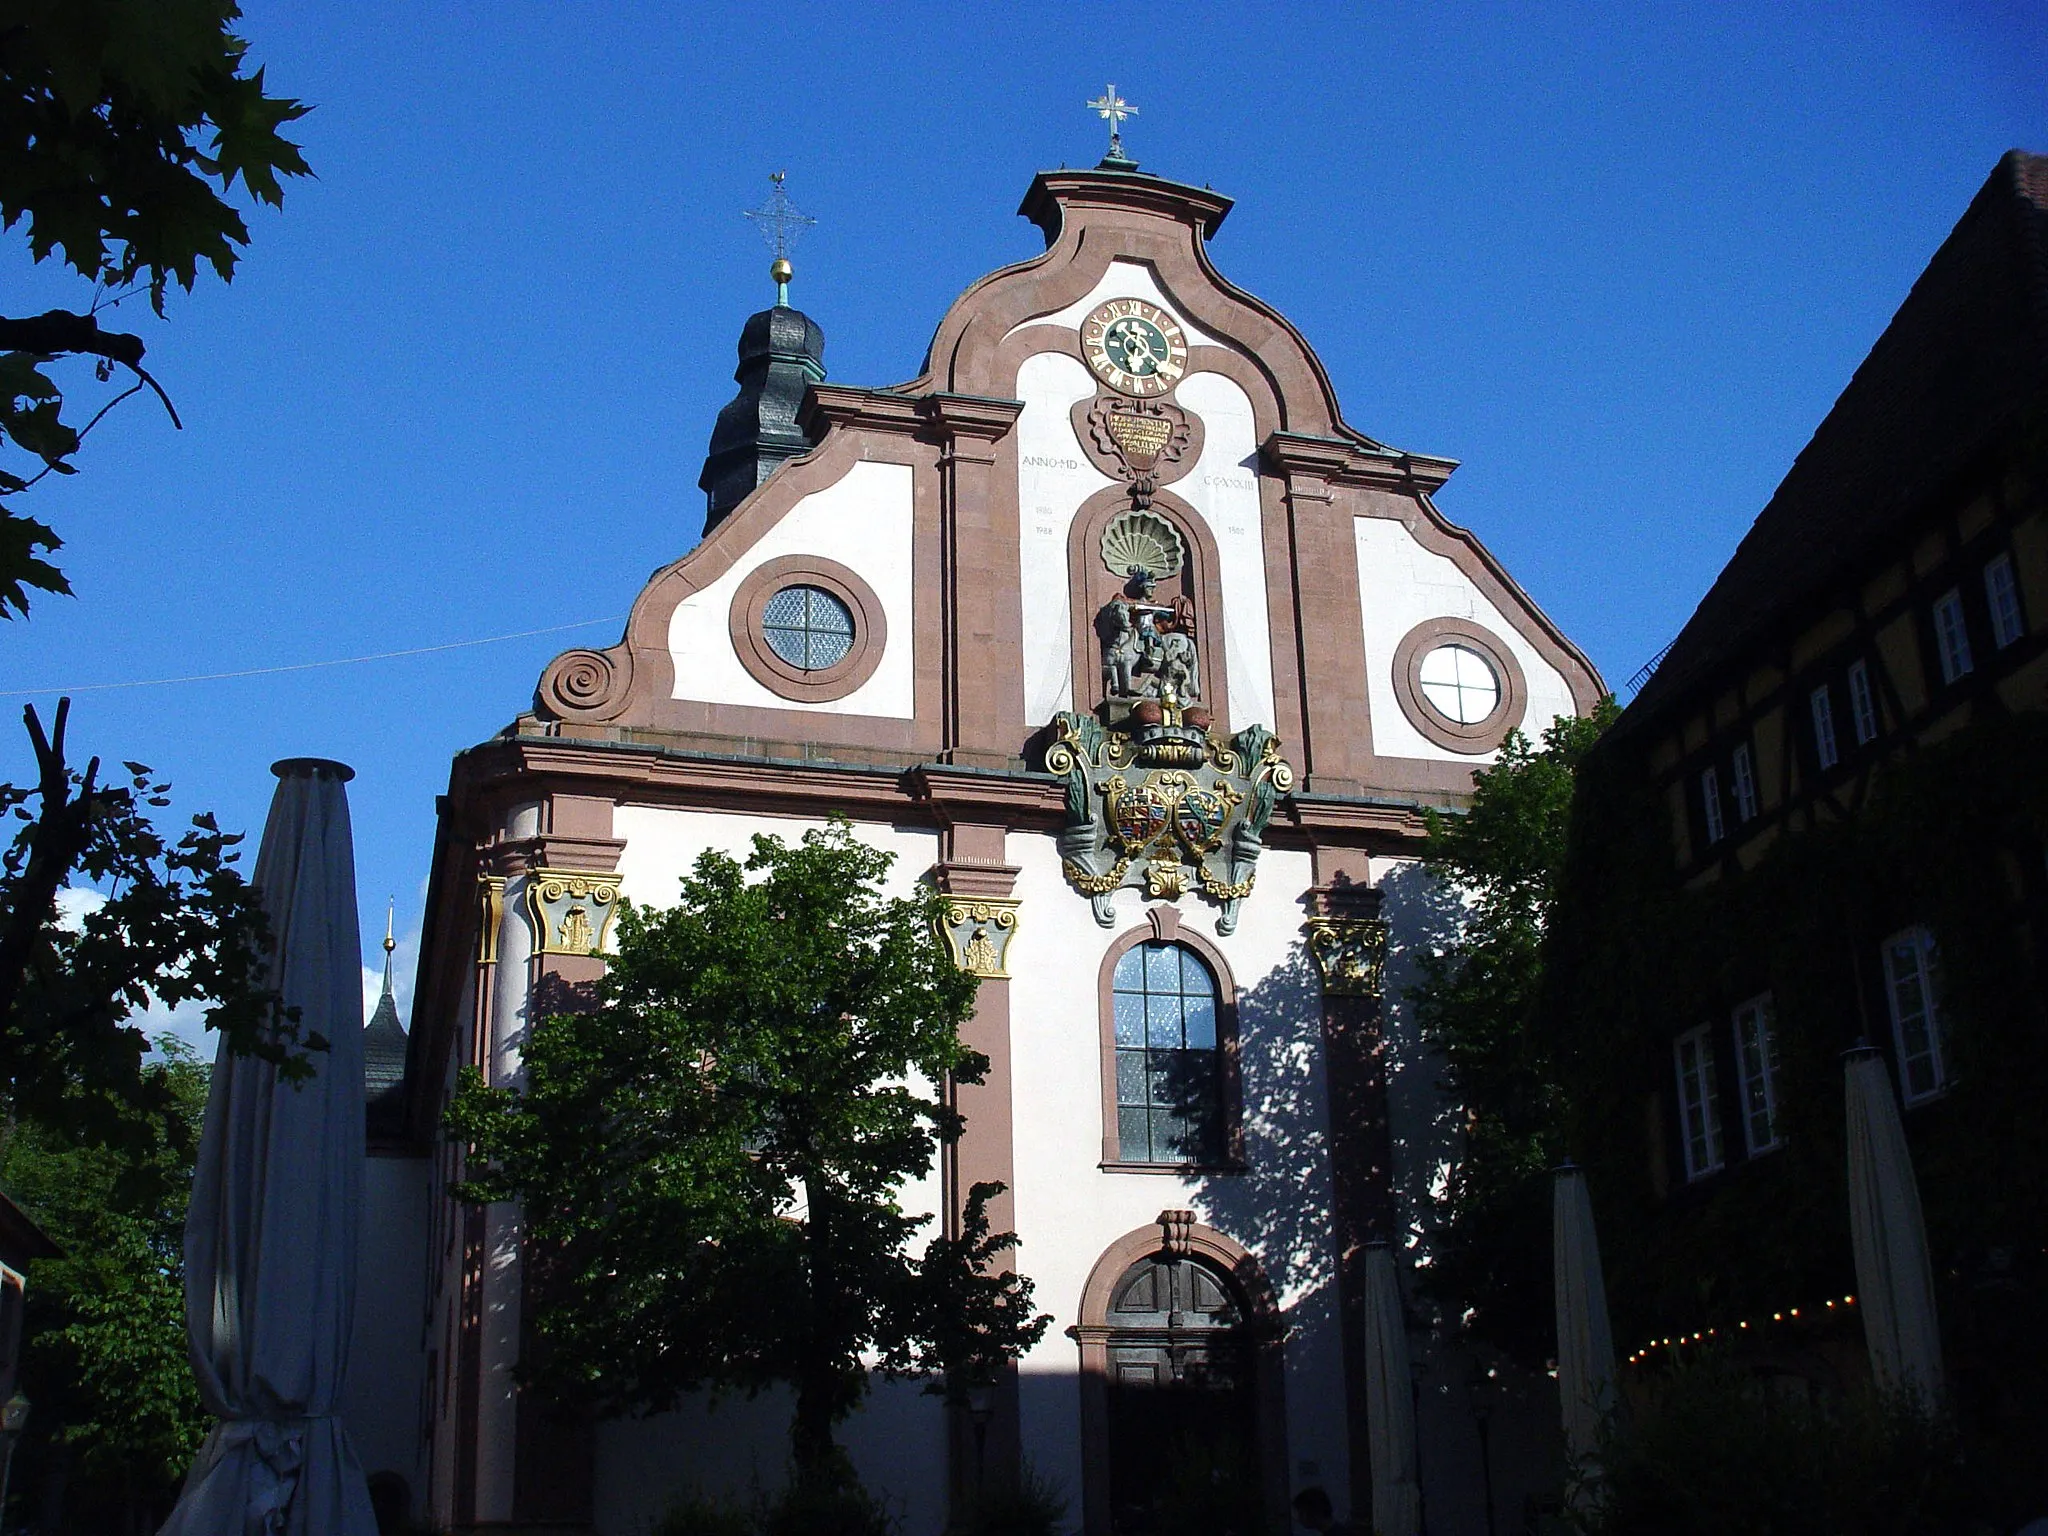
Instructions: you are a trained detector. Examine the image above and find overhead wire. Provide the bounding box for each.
[0,615,626,698]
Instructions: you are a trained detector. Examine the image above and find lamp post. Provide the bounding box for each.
[964,1379,996,1490]
[1470,1368,1497,1536]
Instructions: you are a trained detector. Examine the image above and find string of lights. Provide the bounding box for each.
[1623,1293,1859,1367]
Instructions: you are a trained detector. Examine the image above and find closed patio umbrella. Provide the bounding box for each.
[1553,1163,1617,1468]
[1844,1046,1942,1407]
[160,759,377,1536]
[1362,1243,1421,1536]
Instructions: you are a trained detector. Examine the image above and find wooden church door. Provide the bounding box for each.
[1104,1255,1260,1535]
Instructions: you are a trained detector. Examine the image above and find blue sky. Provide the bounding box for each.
[4,1,2044,1037]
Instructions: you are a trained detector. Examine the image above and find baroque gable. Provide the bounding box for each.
[529,165,1601,812]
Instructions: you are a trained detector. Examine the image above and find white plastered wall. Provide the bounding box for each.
[1005,840,1349,1515]
[591,807,948,1536]
[1004,259,1224,346]
[1011,263,1280,735]
[1354,516,1580,764]
[665,459,917,718]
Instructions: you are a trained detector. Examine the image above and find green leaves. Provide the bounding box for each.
[0,700,309,1168]
[1411,702,1617,1359]
[0,1035,211,1521]
[450,820,1045,1464]
[0,0,310,608]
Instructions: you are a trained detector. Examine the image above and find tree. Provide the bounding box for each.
[0,0,311,615]
[1410,705,1616,1359]
[0,3,315,1149]
[0,1033,211,1534]
[1,698,309,1168]
[448,822,1050,1482]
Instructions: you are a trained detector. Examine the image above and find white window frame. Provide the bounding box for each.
[1700,766,1724,845]
[1673,1026,1725,1180]
[1881,925,1948,1105]
[1809,685,1838,771]
[1933,588,1973,684]
[1985,553,2024,650]
[1847,658,1879,745]
[1731,742,1758,823]
[1731,993,1782,1155]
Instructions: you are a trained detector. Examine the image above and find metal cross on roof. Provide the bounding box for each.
[1086,84,1137,165]
[743,171,816,303]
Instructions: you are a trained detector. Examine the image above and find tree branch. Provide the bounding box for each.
[0,310,146,369]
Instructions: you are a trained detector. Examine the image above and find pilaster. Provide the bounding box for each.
[929,840,1024,1509]
[1304,880,1396,1533]
[922,392,1026,768]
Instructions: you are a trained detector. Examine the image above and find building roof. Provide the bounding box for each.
[1625,149,2048,727]
[364,947,408,1143]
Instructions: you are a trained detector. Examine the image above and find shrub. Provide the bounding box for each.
[952,1461,1069,1536]
[1572,1358,1986,1536]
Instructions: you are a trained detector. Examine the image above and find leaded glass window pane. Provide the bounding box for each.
[761,584,855,670]
[1109,940,1224,1164]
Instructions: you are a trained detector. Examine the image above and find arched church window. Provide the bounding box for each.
[761,584,855,671]
[1112,941,1224,1164]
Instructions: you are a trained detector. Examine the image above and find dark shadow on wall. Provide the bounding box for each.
[1164,875,1564,1536]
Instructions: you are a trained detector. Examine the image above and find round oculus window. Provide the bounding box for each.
[1417,642,1501,725]
[760,584,855,672]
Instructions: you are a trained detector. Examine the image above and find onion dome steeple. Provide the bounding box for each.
[700,172,827,532]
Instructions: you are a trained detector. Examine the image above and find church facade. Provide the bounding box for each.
[394,155,1602,1536]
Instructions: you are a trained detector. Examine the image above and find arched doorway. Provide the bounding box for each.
[1105,1253,1257,1534]
[1073,1217,1289,1536]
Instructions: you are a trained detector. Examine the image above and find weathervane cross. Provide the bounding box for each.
[743,170,816,304]
[1086,83,1137,164]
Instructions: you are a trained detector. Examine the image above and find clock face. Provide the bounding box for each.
[1081,299,1189,397]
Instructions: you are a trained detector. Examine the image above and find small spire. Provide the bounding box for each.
[744,170,816,307]
[381,897,396,998]
[1086,83,1138,169]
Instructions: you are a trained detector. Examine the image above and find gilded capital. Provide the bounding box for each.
[523,868,622,958]
[1305,915,1390,999]
[936,897,1021,980]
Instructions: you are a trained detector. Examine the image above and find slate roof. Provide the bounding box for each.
[1624,150,2048,729]
[364,963,408,1143]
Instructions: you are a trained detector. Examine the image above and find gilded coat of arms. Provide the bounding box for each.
[1043,708,1294,933]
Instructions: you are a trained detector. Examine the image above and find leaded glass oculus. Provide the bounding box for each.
[1112,941,1223,1164]
[1417,643,1501,725]
[761,584,854,671]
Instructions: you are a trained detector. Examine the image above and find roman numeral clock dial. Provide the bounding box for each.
[1081,298,1189,398]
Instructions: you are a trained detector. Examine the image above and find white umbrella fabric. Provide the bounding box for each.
[160,759,377,1536]
[1845,1047,1943,1408]
[1361,1243,1422,1536]
[1553,1163,1617,1465]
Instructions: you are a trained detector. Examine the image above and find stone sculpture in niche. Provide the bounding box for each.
[1096,511,1202,714]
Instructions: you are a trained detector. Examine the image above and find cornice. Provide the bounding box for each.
[446,735,1447,848]
[917,391,1026,440]
[800,383,926,435]
[1262,430,1459,493]
[1019,168,1235,245]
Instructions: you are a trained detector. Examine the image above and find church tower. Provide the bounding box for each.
[403,115,1601,1536]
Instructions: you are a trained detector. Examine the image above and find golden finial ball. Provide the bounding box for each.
[770,256,793,285]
